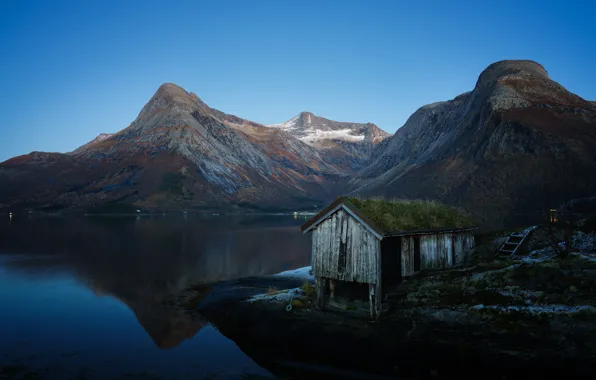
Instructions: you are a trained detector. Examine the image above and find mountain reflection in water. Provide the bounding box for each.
[0,215,310,378]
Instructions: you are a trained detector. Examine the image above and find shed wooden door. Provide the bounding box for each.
[381,237,401,288]
[414,237,421,272]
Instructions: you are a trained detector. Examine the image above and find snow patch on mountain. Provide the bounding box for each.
[266,113,370,146]
[94,133,114,142]
[70,133,115,154]
[267,115,300,131]
[302,129,365,144]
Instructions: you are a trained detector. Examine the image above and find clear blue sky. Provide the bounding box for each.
[1,0,595,162]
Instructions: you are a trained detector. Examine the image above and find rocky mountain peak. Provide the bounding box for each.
[298,111,315,124]
[472,60,588,110]
[156,82,187,93]
[129,83,205,129]
[475,60,549,89]
[148,83,196,108]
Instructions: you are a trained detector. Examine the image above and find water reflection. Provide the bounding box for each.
[0,215,311,350]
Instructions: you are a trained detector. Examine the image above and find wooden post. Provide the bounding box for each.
[375,239,383,320]
[368,283,375,319]
[375,282,382,320]
[316,276,326,309]
[329,279,336,300]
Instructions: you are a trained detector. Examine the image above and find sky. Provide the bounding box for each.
[1,0,595,161]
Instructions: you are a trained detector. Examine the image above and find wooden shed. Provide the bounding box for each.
[301,197,476,319]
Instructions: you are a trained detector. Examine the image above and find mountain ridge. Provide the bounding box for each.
[351,59,596,227]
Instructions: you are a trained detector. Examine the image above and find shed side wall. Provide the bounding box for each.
[419,231,476,269]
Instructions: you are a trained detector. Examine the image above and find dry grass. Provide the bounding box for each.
[347,196,474,232]
[301,281,316,298]
[266,286,279,296]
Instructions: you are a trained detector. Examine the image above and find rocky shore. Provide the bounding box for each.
[177,226,596,379]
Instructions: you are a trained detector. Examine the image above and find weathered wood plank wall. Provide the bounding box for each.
[312,209,380,284]
[398,232,476,276]
[455,231,475,264]
[421,233,453,270]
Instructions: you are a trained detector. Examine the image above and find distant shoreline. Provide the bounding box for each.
[3,211,317,217]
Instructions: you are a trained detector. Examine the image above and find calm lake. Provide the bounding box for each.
[0,214,311,379]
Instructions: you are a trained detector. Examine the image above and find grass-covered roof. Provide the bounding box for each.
[345,197,474,233]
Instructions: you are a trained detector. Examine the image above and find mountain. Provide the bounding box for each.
[0,84,359,213]
[351,60,596,227]
[72,133,114,153]
[267,112,390,171]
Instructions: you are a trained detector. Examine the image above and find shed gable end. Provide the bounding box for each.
[311,209,380,284]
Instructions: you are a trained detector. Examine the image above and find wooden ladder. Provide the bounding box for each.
[499,227,535,256]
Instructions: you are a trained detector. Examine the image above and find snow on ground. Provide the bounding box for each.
[246,287,304,303]
[572,231,596,254]
[570,251,596,263]
[247,267,315,302]
[518,231,596,263]
[246,267,314,303]
[470,264,521,281]
[273,266,314,281]
[470,304,596,316]
[519,247,556,264]
[496,287,544,302]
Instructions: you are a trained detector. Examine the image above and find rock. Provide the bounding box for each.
[541,261,561,269]
[429,309,470,324]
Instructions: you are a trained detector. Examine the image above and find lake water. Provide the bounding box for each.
[0,214,311,379]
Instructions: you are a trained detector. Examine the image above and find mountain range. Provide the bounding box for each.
[0,83,389,214]
[1,60,595,227]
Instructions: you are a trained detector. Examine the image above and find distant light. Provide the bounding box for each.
[136,209,141,213]
[8,212,12,216]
